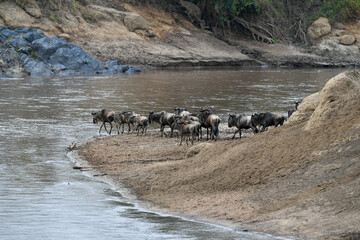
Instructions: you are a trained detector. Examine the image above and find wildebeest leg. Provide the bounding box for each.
[99,122,104,134]
[160,125,164,137]
[232,129,239,139]
[179,134,183,145]
[239,129,242,139]
[103,122,111,135]
[170,126,174,138]
[109,122,113,134]
[121,123,125,134]
[116,123,120,134]
[206,128,209,141]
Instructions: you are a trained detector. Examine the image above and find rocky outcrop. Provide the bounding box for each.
[307,17,360,61]
[0,26,140,76]
[307,17,331,40]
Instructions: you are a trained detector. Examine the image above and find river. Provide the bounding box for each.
[0,67,343,239]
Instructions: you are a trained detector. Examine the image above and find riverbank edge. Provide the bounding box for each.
[67,137,295,240]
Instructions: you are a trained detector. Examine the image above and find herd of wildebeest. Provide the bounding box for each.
[91,101,301,145]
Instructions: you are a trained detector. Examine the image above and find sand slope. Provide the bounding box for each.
[78,70,360,240]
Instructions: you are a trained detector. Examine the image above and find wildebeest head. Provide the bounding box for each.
[199,108,213,123]
[91,110,102,124]
[174,107,187,115]
[148,110,155,124]
[228,113,237,128]
[251,113,261,125]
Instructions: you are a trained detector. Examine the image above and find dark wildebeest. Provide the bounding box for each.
[130,115,148,136]
[199,108,221,141]
[172,117,199,145]
[288,100,303,118]
[91,109,115,135]
[251,112,285,131]
[159,111,175,137]
[228,113,258,139]
[148,110,162,125]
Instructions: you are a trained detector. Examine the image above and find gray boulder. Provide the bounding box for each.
[32,37,68,61]
[49,46,104,75]
[0,26,141,76]
[9,37,29,49]
[0,28,17,43]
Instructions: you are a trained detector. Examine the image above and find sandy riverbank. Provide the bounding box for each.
[76,71,360,240]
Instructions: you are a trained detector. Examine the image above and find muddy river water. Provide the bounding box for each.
[0,68,343,239]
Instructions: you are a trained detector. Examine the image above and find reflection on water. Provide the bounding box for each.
[0,67,343,239]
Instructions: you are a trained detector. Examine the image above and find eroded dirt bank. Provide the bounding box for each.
[78,71,360,240]
[1,0,360,72]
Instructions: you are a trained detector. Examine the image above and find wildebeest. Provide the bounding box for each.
[130,115,148,136]
[199,108,221,141]
[159,111,175,137]
[91,109,115,135]
[114,112,126,134]
[118,111,137,133]
[288,100,303,118]
[114,111,136,134]
[228,113,258,139]
[172,117,199,145]
[174,107,190,119]
[251,112,285,131]
[148,110,162,125]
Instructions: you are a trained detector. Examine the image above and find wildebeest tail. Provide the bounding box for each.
[214,118,220,136]
[143,119,148,128]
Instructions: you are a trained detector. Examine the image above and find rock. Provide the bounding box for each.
[0,26,141,76]
[23,31,46,42]
[29,61,52,76]
[124,12,149,32]
[9,37,29,49]
[49,46,103,75]
[32,37,68,61]
[0,28,17,43]
[313,40,359,56]
[307,17,331,40]
[125,66,141,74]
[340,35,356,45]
[333,30,346,37]
[334,22,346,30]
[105,60,119,68]
[24,3,42,19]
[58,33,71,40]
[0,1,35,27]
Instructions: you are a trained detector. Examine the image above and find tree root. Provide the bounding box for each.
[234,17,274,44]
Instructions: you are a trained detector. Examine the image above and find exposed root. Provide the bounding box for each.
[234,17,274,44]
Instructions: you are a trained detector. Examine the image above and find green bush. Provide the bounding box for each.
[315,0,360,23]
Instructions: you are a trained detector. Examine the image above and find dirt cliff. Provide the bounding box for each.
[1,0,360,68]
[78,70,360,239]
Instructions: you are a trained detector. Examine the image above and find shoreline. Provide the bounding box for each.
[68,136,295,240]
